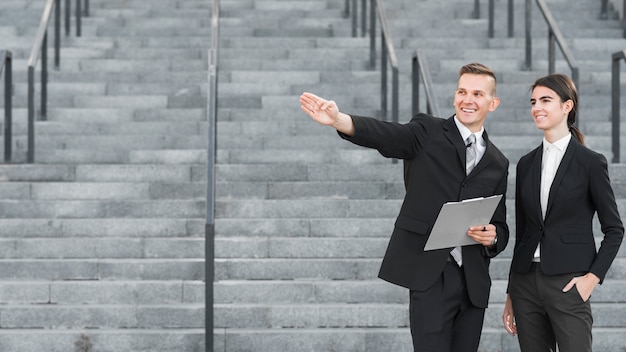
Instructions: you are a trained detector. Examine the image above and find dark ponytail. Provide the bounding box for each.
[569,125,584,145]
[532,74,585,145]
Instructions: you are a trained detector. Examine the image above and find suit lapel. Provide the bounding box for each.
[545,139,577,218]
[529,146,543,221]
[443,117,467,170]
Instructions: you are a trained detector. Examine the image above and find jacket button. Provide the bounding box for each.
[539,226,543,231]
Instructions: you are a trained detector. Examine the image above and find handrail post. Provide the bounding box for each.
[601,0,609,19]
[1,51,12,162]
[42,32,48,120]
[412,55,420,117]
[571,67,579,89]
[206,47,216,350]
[369,0,376,68]
[351,0,357,37]
[524,0,532,70]
[508,0,514,37]
[206,0,220,350]
[65,0,70,36]
[76,0,82,37]
[381,35,388,120]
[27,66,35,163]
[55,0,61,68]
[623,0,626,38]
[473,0,480,18]
[392,66,398,124]
[360,0,366,37]
[548,31,555,74]
[611,51,625,163]
[488,0,494,38]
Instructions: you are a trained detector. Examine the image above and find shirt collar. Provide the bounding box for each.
[453,115,484,144]
[543,133,571,153]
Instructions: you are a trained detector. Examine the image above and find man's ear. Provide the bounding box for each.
[489,97,501,112]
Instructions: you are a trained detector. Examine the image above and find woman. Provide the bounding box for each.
[502,73,624,351]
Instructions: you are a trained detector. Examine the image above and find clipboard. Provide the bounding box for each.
[423,194,503,251]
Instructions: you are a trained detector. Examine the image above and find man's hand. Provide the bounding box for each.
[467,224,497,248]
[300,92,355,136]
[300,92,339,125]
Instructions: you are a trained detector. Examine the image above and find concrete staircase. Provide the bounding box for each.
[0,0,206,351]
[0,0,625,351]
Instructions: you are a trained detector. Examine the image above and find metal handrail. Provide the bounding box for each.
[602,0,626,37]
[27,0,62,163]
[205,0,220,350]
[412,50,441,119]
[524,0,579,87]
[473,0,515,38]
[369,0,399,124]
[346,0,398,124]
[64,0,89,37]
[1,50,12,162]
[611,50,626,163]
[348,0,367,37]
[623,0,626,38]
[601,0,610,19]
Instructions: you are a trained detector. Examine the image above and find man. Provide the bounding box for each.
[299,62,509,352]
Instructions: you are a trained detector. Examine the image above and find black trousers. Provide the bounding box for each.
[509,263,593,352]
[409,260,485,352]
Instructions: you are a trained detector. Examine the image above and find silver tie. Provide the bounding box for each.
[465,134,477,175]
[450,134,477,266]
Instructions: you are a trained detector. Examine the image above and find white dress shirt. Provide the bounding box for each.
[533,133,571,261]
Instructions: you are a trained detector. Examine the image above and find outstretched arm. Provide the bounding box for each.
[300,92,355,136]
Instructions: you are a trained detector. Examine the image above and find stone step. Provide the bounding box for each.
[213,235,626,259]
[213,302,626,329]
[0,258,203,280]
[214,279,626,304]
[18,134,206,150]
[0,218,203,238]
[3,120,204,136]
[2,108,205,123]
[0,199,204,218]
[215,198,402,219]
[214,257,626,281]
[207,327,623,352]
[0,237,203,259]
[0,182,204,200]
[0,304,204,328]
[0,163,205,182]
[0,329,204,352]
[214,180,405,200]
[0,279,203,304]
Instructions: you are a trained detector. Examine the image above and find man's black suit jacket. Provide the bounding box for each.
[341,113,509,308]
[511,138,624,282]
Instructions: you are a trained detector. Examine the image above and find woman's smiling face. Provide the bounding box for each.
[530,85,572,133]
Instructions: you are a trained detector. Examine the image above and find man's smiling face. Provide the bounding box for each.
[453,73,500,132]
